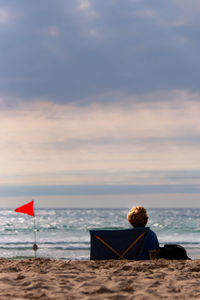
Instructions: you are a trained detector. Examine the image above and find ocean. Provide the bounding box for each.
[0,208,200,260]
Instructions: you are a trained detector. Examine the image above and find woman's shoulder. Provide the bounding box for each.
[148,228,157,235]
[145,228,159,245]
[146,227,158,237]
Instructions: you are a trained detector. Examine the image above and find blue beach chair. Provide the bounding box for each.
[90,227,150,260]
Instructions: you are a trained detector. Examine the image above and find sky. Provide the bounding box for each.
[1,0,200,208]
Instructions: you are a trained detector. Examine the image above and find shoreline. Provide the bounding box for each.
[0,258,200,299]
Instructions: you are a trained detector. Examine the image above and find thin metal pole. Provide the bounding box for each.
[34,216,36,258]
[33,200,37,258]
[34,217,36,243]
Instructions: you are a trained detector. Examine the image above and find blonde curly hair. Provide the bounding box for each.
[127,206,148,227]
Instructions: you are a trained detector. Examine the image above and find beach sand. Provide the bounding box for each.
[0,258,200,299]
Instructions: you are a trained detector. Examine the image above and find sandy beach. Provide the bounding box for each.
[0,259,200,299]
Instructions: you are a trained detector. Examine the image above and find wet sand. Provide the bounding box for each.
[0,258,200,299]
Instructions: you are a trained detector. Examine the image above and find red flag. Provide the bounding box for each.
[15,200,34,217]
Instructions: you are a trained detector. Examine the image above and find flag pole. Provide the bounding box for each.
[32,200,38,258]
[34,216,36,244]
[15,200,38,257]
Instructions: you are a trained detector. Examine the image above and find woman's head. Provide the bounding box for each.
[127,206,148,227]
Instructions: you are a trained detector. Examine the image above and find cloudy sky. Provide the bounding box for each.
[1,0,200,208]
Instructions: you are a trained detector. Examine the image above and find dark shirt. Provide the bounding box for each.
[138,228,159,260]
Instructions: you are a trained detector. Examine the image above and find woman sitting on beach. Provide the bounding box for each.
[127,206,159,260]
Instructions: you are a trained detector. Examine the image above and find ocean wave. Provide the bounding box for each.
[0,208,200,259]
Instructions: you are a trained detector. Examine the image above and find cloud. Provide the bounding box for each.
[0,7,12,24]
[0,0,200,102]
[78,0,98,18]
[1,1,200,207]
[41,26,60,38]
[1,90,200,186]
[79,0,90,10]
[2,184,200,197]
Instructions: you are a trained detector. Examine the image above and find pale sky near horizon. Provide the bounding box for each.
[1,0,200,208]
